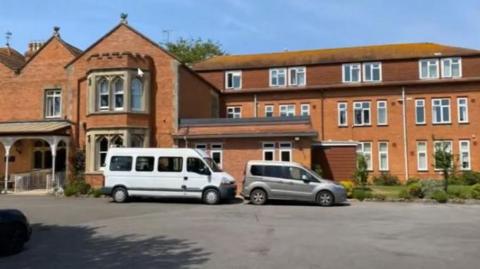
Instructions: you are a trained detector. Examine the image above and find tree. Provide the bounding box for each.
[354,154,369,188]
[434,143,454,192]
[164,38,226,65]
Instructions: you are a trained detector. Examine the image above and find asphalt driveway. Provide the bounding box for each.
[0,195,479,269]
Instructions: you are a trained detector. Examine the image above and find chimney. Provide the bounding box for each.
[24,41,44,60]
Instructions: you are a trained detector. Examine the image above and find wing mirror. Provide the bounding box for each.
[301,174,310,182]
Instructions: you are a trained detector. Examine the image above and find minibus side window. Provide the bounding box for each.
[187,158,209,175]
[158,157,183,172]
[110,156,132,171]
[136,156,154,172]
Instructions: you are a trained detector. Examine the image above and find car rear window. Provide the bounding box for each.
[110,156,132,171]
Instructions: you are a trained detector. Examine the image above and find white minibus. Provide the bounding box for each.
[101,148,237,204]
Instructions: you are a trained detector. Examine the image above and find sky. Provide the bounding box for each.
[1,0,480,55]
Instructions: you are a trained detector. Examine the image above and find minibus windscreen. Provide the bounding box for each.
[204,158,222,172]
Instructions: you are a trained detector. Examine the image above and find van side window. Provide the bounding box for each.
[136,156,154,172]
[158,157,183,172]
[263,166,286,178]
[187,158,209,174]
[110,156,132,171]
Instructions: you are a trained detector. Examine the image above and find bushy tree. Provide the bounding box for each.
[164,38,226,65]
[434,143,454,192]
[354,154,369,188]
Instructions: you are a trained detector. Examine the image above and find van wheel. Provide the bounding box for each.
[0,223,27,255]
[316,191,334,207]
[250,189,267,205]
[203,189,220,205]
[112,187,128,203]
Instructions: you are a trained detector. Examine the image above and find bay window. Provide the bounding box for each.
[97,78,109,110]
[113,77,124,110]
[131,78,144,112]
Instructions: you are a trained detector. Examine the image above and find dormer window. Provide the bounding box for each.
[270,68,287,87]
[419,59,440,79]
[441,58,462,78]
[342,63,361,83]
[288,67,306,86]
[363,62,382,82]
[225,71,242,89]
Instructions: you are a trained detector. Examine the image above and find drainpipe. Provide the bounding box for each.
[401,87,409,180]
[253,94,258,118]
[3,146,11,193]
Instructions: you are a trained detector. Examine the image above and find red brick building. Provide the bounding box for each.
[0,18,479,192]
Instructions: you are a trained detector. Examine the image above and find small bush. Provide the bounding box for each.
[406,177,420,186]
[471,184,480,200]
[431,190,448,203]
[407,182,424,198]
[398,189,411,200]
[64,180,91,197]
[88,188,103,198]
[372,193,386,201]
[339,180,354,198]
[447,188,470,199]
[372,172,400,186]
[460,171,480,186]
[421,180,443,198]
[352,187,372,201]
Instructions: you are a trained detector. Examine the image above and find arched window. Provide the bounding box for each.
[111,136,124,148]
[33,140,52,170]
[113,77,124,110]
[97,137,109,168]
[97,78,109,110]
[131,78,143,111]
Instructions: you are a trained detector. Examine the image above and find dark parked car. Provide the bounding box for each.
[0,209,32,255]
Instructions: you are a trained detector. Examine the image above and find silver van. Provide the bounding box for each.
[241,161,347,206]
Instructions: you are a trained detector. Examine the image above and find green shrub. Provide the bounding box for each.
[460,171,480,186]
[398,189,411,200]
[431,190,448,203]
[471,184,480,199]
[339,180,354,198]
[88,188,103,198]
[64,180,91,197]
[372,193,386,201]
[372,172,400,186]
[447,188,470,199]
[406,177,420,185]
[421,180,443,198]
[352,187,372,201]
[407,182,424,198]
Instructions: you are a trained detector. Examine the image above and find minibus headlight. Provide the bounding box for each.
[221,177,233,184]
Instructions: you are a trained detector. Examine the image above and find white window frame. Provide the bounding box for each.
[210,143,223,169]
[432,98,451,124]
[357,142,373,171]
[377,100,388,125]
[279,104,295,117]
[419,59,440,80]
[226,106,242,118]
[97,78,110,111]
[269,68,287,87]
[353,101,371,126]
[195,143,207,153]
[262,142,276,161]
[415,99,426,125]
[378,141,389,171]
[457,97,469,123]
[459,140,471,171]
[112,77,124,111]
[342,63,361,83]
[288,67,306,86]
[363,62,382,82]
[433,140,453,170]
[337,102,348,126]
[441,57,462,78]
[279,142,292,162]
[265,105,274,117]
[225,71,242,90]
[300,103,310,116]
[44,89,62,118]
[131,78,144,112]
[417,141,428,171]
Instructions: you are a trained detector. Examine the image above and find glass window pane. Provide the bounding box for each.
[110,156,132,171]
[136,156,154,172]
[158,157,183,172]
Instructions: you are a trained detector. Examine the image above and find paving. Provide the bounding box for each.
[0,195,479,269]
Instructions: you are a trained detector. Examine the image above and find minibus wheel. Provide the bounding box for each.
[203,189,220,205]
[112,187,128,203]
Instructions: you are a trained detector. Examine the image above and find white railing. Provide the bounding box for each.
[12,170,66,193]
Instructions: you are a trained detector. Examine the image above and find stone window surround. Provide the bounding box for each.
[85,128,150,173]
[87,69,151,115]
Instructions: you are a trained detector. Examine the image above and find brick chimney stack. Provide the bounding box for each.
[24,41,44,60]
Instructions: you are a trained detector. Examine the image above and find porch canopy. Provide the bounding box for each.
[0,120,71,193]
